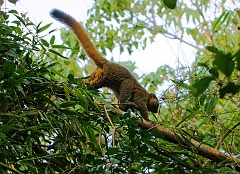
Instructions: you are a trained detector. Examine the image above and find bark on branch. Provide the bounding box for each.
[136,119,240,172]
[105,104,240,172]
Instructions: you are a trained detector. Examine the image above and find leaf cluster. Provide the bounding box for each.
[0,10,105,173]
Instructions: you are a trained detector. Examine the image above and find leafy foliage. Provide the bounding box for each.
[0,0,240,173]
[0,10,106,173]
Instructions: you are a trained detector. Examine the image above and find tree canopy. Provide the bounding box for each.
[0,0,239,173]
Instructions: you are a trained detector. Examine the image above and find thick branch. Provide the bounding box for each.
[136,120,240,172]
[97,102,240,172]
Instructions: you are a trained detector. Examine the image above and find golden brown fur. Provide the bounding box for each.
[50,9,159,122]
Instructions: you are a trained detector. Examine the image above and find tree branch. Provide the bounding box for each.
[103,105,116,147]
[0,161,22,174]
[96,100,240,172]
[136,119,240,172]
[107,104,240,172]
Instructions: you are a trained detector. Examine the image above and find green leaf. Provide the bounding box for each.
[46,62,57,68]
[67,74,74,82]
[0,117,14,133]
[219,82,239,98]
[163,0,177,9]
[199,94,207,105]
[3,61,15,74]
[16,85,26,97]
[14,14,26,25]
[59,101,78,108]
[64,86,70,101]
[146,152,165,163]
[206,45,219,54]
[138,144,148,153]
[213,52,234,77]
[14,26,22,35]
[50,35,55,45]
[77,78,83,88]
[192,76,215,96]
[87,128,99,149]
[52,44,70,49]
[38,23,52,33]
[213,11,233,32]
[8,0,17,4]
[213,12,226,31]
[204,96,217,115]
[8,9,18,14]
[49,49,68,59]
[106,147,119,155]
[73,88,88,111]
[41,39,49,47]
[209,68,219,77]
[51,69,68,80]
[235,50,240,71]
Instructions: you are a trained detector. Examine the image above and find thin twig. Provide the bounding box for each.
[0,162,22,174]
[103,105,116,147]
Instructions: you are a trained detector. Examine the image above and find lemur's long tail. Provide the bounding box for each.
[50,9,107,67]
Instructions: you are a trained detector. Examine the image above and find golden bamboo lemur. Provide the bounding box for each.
[50,9,159,122]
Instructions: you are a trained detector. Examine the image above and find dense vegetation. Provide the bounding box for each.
[0,0,239,173]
